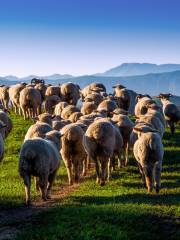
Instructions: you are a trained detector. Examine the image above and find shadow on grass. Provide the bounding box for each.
[15,204,180,240]
[70,191,180,206]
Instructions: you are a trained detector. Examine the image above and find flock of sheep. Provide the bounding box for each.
[0,80,180,206]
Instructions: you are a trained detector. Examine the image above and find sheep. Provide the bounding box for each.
[34,113,53,126]
[134,94,155,117]
[19,87,42,119]
[83,120,123,185]
[68,112,83,123]
[19,130,61,205]
[54,101,68,116]
[0,109,13,138]
[60,123,86,185]
[81,83,106,100]
[60,82,80,105]
[81,102,97,115]
[135,114,165,138]
[45,86,60,97]
[0,85,9,109]
[52,119,71,131]
[44,95,61,114]
[113,85,131,111]
[145,103,166,128]
[133,125,164,193]
[97,99,118,116]
[24,122,53,141]
[84,92,103,106]
[111,113,134,166]
[61,105,80,120]
[9,83,26,114]
[34,83,47,101]
[0,121,6,162]
[157,93,180,134]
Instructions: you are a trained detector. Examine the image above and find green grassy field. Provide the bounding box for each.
[0,112,179,239]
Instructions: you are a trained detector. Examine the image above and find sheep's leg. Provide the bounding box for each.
[143,164,153,193]
[39,175,48,201]
[154,163,162,194]
[37,105,41,115]
[100,157,108,186]
[21,107,26,120]
[47,170,57,198]
[74,159,80,183]
[137,163,146,187]
[125,142,129,166]
[94,157,100,184]
[18,106,22,116]
[34,177,39,191]
[118,151,125,168]
[64,160,73,185]
[87,155,91,169]
[82,157,87,176]
[24,175,31,206]
[167,120,175,135]
[107,157,112,182]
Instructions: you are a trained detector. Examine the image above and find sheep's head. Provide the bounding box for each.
[157,93,172,100]
[112,84,126,90]
[45,130,64,151]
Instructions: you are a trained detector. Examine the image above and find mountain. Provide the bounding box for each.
[48,71,180,96]
[100,63,180,77]
[19,74,73,82]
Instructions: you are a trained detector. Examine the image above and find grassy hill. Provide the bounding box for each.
[0,112,179,239]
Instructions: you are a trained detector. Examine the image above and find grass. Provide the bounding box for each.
[0,112,180,239]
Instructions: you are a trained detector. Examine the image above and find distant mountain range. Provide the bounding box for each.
[1,63,180,96]
[99,63,180,77]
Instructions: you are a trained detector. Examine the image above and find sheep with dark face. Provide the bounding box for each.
[19,130,61,205]
[157,93,180,134]
[133,125,164,193]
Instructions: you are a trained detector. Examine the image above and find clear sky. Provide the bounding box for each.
[0,0,180,77]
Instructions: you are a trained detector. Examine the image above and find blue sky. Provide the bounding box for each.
[0,0,180,76]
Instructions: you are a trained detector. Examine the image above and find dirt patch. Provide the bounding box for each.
[0,172,93,240]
